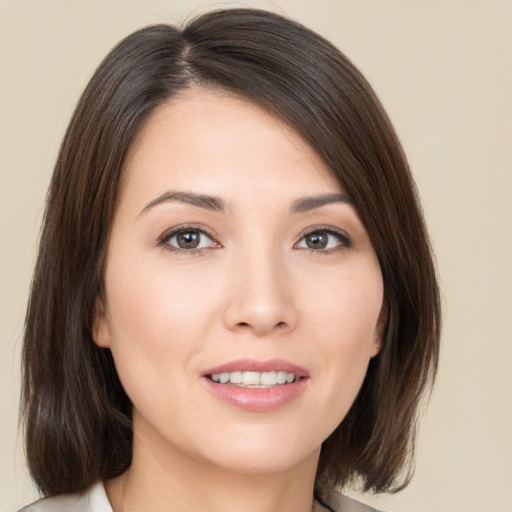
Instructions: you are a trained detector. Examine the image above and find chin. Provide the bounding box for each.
[192,425,323,476]
[210,445,319,476]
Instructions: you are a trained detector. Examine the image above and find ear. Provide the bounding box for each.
[92,297,111,348]
[371,302,388,358]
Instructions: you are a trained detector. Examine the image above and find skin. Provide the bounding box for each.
[93,89,385,512]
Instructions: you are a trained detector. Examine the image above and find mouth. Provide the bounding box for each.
[201,359,308,411]
[207,370,302,388]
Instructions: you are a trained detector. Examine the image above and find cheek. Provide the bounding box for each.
[301,266,383,430]
[102,256,222,400]
[304,263,383,352]
[105,254,219,342]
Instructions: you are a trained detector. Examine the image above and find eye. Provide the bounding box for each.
[161,226,219,252]
[295,228,351,252]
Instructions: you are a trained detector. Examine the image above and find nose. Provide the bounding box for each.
[222,248,298,336]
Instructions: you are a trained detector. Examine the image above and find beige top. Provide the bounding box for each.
[19,482,382,512]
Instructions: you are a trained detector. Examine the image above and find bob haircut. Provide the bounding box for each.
[22,7,440,498]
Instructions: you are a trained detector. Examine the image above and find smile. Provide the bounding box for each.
[202,359,308,411]
[209,371,300,387]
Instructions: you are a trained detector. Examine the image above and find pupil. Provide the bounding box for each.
[307,233,327,249]
[177,231,200,249]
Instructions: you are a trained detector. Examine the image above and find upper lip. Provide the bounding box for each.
[202,358,309,377]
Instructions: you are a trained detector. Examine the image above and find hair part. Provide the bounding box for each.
[22,8,440,497]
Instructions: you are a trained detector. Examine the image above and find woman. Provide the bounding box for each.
[20,8,440,512]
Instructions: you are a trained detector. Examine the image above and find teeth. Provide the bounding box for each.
[244,371,260,385]
[229,371,242,384]
[210,371,298,387]
[276,371,287,384]
[260,371,276,386]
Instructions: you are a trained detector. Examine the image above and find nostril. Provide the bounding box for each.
[235,320,287,331]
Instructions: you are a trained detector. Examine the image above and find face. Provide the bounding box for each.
[94,89,384,476]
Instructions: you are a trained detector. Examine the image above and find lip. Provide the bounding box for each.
[202,358,309,377]
[201,358,309,412]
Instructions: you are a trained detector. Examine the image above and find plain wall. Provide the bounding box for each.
[1,1,511,511]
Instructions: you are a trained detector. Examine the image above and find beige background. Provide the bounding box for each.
[1,0,511,511]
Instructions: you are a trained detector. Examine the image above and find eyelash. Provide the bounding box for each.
[157,225,352,256]
[294,226,352,254]
[157,225,220,256]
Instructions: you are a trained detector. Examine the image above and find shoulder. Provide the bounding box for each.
[18,482,112,512]
[316,487,386,512]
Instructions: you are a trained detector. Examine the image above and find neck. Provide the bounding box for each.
[106,422,320,512]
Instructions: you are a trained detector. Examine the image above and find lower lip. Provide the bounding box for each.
[203,378,308,412]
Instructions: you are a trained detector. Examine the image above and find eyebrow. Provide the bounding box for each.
[139,190,228,215]
[289,193,352,214]
[139,190,351,217]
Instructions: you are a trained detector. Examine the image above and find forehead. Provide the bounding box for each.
[119,89,344,212]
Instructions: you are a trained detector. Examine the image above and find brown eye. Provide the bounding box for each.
[305,232,328,249]
[163,228,217,251]
[296,229,351,252]
[177,230,201,249]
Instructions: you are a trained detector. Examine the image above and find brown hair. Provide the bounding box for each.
[22,8,440,498]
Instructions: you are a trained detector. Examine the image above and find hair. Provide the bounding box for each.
[22,7,440,498]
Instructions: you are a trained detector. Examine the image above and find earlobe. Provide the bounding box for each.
[370,339,381,358]
[92,297,111,348]
[371,302,388,358]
